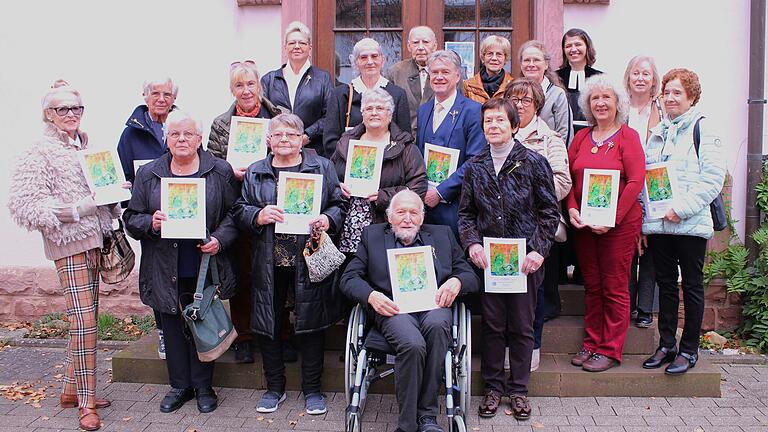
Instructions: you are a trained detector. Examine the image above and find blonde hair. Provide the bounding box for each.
[229,62,262,97]
[41,80,82,123]
[480,35,511,63]
[623,55,660,99]
[284,21,311,45]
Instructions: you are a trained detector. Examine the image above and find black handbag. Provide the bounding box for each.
[182,253,238,362]
[693,117,728,231]
[99,219,135,284]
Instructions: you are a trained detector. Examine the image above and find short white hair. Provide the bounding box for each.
[350,38,384,75]
[165,110,202,135]
[142,77,178,97]
[361,88,395,113]
[284,21,311,45]
[386,189,424,217]
[578,74,631,126]
[408,26,436,43]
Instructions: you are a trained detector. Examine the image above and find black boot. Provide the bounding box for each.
[195,387,218,413]
[160,387,194,413]
[642,346,677,369]
[665,352,697,375]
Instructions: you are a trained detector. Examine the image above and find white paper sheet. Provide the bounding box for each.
[387,246,439,314]
[344,139,386,197]
[160,178,207,239]
[643,162,680,219]
[77,149,131,205]
[275,172,323,234]
[226,116,269,169]
[483,237,527,294]
[580,168,620,227]
[424,143,460,187]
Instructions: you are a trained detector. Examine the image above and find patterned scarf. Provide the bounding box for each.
[480,65,504,98]
[236,102,261,117]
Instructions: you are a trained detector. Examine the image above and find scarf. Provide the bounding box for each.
[236,103,261,117]
[480,65,504,98]
[490,139,515,175]
[660,107,700,155]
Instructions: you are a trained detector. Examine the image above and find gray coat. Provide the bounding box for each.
[231,149,347,338]
[540,81,574,146]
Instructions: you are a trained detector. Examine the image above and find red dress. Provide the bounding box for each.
[565,124,646,362]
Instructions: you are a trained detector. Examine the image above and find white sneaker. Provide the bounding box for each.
[157,330,166,360]
[530,348,540,372]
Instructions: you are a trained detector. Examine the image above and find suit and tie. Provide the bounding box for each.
[416,92,485,237]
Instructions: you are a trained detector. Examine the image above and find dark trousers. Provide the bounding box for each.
[575,217,640,362]
[162,277,214,390]
[481,270,541,396]
[375,308,451,432]
[533,251,560,349]
[629,247,656,316]
[258,266,325,394]
[648,234,707,355]
[230,237,253,343]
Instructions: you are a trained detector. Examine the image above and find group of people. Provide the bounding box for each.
[7,20,726,432]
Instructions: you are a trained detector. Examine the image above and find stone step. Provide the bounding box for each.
[559,283,586,316]
[113,335,720,397]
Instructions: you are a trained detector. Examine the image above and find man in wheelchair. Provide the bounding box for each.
[340,190,479,432]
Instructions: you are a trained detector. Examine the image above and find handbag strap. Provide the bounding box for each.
[186,250,219,321]
[344,82,354,129]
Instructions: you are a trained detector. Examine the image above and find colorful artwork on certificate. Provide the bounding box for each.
[646,166,673,202]
[349,145,377,180]
[586,174,613,209]
[490,243,520,277]
[167,183,199,220]
[232,121,265,154]
[84,151,119,187]
[395,252,429,293]
[426,151,452,184]
[284,178,316,215]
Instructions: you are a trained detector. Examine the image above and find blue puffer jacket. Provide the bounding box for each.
[641,113,726,239]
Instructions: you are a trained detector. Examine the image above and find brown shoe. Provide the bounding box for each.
[582,353,618,372]
[510,394,532,420]
[60,394,111,409]
[570,348,594,367]
[78,407,101,431]
[478,390,501,418]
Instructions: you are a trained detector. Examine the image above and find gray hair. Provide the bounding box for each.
[578,74,631,126]
[142,77,178,97]
[284,20,311,45]
[165,110,202,135]
[427,50,462,73]
[408,26,436,43]
[349,38,384,75]
[361,88,395,113]
[385,189,425,217]
[268,113,305,134]
[41,79,82,123]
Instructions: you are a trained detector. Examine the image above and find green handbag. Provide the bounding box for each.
[182,253,238,362]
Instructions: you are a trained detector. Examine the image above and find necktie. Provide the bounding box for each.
[433,103,444,132]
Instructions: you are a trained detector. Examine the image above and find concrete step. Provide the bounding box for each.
[559,284,586,316]
[113,335,720,397]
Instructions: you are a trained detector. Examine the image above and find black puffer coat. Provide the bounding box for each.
[458,141,560,258]
[123,150,240,314]
[231,149,347,338]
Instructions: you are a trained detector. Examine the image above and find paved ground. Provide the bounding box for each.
[0,346,766,431]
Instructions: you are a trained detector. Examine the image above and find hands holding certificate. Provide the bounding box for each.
[568,208,611,235]
[469,243,543,274]
[435,277,461,308]
[257,205,285,225]
[339,182,378,202]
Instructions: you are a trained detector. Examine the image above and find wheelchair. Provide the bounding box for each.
[344,302,472,432]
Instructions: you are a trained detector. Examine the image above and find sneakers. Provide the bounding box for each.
[256,391,286,413]
[418,415,444,432]
[157,330,166,360]
[530,348,540,372]
[304,392,327,415]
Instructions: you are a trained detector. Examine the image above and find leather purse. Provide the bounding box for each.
[99,220,135,284]
[183,253,238,362]
[303,226,345,283]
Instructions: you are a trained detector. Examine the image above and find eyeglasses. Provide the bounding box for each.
[509,96,534,107]
[50,106,84,116]
[167,130,199,140]
[269,131,303,140]
[230,59,256,70]
[286,40,309,48]
[362,105,389,114]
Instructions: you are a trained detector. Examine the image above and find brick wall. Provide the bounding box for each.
[0,267,149,322]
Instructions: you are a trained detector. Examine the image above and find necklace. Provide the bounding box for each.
[591,128,619,154]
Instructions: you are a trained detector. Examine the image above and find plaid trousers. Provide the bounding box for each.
[54,249,100,409]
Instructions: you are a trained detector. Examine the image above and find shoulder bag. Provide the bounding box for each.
[99,219,135,284]
[693,117,728,231]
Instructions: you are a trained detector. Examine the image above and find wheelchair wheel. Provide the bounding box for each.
[345,305,362,405]
[458,302,472,418]
[451,416,467,432]
[346,411,361,432]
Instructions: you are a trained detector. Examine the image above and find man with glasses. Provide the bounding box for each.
[116,77,178,360]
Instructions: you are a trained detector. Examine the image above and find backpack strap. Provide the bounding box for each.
[693,116,705,158]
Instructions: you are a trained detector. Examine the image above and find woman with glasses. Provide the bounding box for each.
[207,59,284,363]
[463,35,514,104]
[323,37,411,156]
[233,113,346,416]
[123,111,239,415]
[261,21,334,157]
[331,88,427,258]
[503,78,571,372]
[8,80,127,431]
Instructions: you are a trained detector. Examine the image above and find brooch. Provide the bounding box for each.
[449,110,459,124]
[505,161,522,175]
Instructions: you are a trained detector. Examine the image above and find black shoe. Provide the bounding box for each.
[160,387,194,413]
[635,313,653,328]
[418,415,444,432]
[234,341,255,364]
[665,352,697,375]
[195,387,218,413]
[642,346,677,369]
[283,341,298,363]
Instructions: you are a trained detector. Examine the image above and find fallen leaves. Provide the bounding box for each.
[0,382,47,407]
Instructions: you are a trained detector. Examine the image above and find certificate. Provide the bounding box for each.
[77,149,131,205]
[387,246,439,314]
[344,139,385,198]
[483,237,527,294]
[580,169,620,227]
[133,159,153,175]
[424,143,460,187]
[643,162,679,219]
[445,41,475,79]
[226,116,269,169]
[160,178,206,239]
[275,172,323,234]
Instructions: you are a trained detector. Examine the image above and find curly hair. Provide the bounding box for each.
[661,68,701,106]
[578,74,631,126]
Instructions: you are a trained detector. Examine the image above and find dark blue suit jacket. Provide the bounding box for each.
[416,93,484,232]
